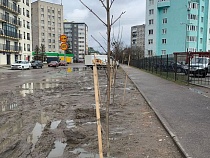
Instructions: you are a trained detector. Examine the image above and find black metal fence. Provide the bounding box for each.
[129,52,210,87]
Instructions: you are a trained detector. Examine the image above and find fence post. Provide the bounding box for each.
[187,52,190,85]
[166,54,168,78]
[175,53,177,81]
[160,55,162,76]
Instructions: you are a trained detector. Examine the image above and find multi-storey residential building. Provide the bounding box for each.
[63,21,88,62]
[131,24,145,50]
[0,0,32,65]
[31,0,63,54]
[145,0,210,57]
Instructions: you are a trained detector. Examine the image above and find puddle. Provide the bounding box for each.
[189,88,209,98]
[73,67,87,71]
[42,78,60,82]
[50,120,61,129]
[66,120,75,128]
[83,121,97,125]
[0,103,18,113]
[19,82,60,97]
[47,140,67,158]
[71,148,100,158]
[28,122,46,151]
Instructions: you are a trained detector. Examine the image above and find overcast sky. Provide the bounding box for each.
[32,0,146,52]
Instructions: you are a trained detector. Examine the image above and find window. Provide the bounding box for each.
[188,14,198,20]
[162,18,167,24]
[48,39,51,43]
[41,8,44,12]
[27,22,30,29]
[27,44,30,51]
[24,43,26,51]
[162,28,167,34]
[187,36,197,42]
[42,32,44,36]
[24,32,25,39]
[162,39,167,44]
[48,45,51,48]
[23,20,25,27]
[41,14,44,18]
[26,0,29,6]
[148,39,153,44]
[26,10,29,17]
[58,10,61,15]
[200,27,203,33]
[200,38,203,44]
[161,50,166,55]
[148,50,153,56]
[163,8,167,14]
[52,10,54,14]
[27,33,30,40]
[48,9,51,13]
[201,17,204,22]
[41,20,44,24]
[149,0,154,5]
[149,29,153,35]
[23,8,25,15]
[149,9,154,15]
[149,19,154,25]
[48,33,51,36]
[202,6,204,12]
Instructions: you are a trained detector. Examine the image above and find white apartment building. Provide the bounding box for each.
[31,0,63,54]
[64,22,88,62]
[0,0,32,65]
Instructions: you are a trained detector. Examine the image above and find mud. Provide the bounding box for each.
[0,65,183,158]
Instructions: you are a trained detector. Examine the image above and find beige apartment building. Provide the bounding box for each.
[0,0,32,65]
[31,0,63,54]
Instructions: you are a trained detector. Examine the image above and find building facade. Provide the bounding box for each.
[63,21,88,62]
[31,0,63,54]
[131,24,145,50]
[145,0,210,57]
[0,0,32,65]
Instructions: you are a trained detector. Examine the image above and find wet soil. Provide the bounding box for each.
[0,64,183,158]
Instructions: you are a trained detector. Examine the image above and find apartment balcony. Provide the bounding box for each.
[0,43,21,53]
[0,30,22,40]
[0,0,21,15]
[0,13,21,27]
[157,0,170,8]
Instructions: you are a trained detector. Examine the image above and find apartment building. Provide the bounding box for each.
[145,0,210,57]
[131,24,145,50]
[63,21,88,62]
[0,0,32,65]
[31,0,63,54]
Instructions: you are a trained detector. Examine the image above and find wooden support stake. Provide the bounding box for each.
[121,53,131,107]
[93,56,104,158]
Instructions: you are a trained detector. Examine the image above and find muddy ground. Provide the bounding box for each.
[0,64,183,158]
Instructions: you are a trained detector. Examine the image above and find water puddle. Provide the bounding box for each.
[19,82,60,97]
[66,120,75,128]
[28,122,46,151]
[189,88,210,98]
[42,78,60,82]
[0,103,18,113]
[71,148,100,158]
[50,120,61,129]
[73,67,87,71]
[47,140,67,158]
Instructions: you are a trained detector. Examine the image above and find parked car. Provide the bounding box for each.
[48,61,59,67]
[11,60,31,70]
[154,61,186,73]
[59,60,67,66]
[183,57,210,77]
[31,60,43,69]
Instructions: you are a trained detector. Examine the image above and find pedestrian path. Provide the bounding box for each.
[121,65,210,158]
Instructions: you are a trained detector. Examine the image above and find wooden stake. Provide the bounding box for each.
[121,53,130,107]
[93,56,104,158]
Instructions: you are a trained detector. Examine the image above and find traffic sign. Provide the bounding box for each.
[60,43,68,50]
[60,34,67,43]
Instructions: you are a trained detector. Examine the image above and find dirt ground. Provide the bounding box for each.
[0,64,183,158]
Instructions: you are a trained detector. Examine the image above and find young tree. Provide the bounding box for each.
[40,44,46,62]
[79,1,125,157]
[34,45,40,60]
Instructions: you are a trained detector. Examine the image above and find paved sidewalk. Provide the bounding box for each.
[121,65,210,158]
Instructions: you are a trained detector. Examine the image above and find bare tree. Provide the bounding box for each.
[40,44,46,62]
[79,0,125,157]
[34,45,40,60]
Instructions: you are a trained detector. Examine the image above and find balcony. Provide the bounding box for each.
[0,0,21,15]
[0,13,21,27]
[157,0,170,8]
[0,30,22,40]
[0,43,21,53]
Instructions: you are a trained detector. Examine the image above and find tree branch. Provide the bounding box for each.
[91,35,107,53]
[111,11,126,26]
[99,0,107,9]
[110,0,115,9]
[79,0,107,26]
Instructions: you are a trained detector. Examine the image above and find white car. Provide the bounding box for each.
[11,60,31,70]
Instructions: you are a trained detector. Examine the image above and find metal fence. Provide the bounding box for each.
[130,52,210,87]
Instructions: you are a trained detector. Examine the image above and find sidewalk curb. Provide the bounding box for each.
[121,65,192,158]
